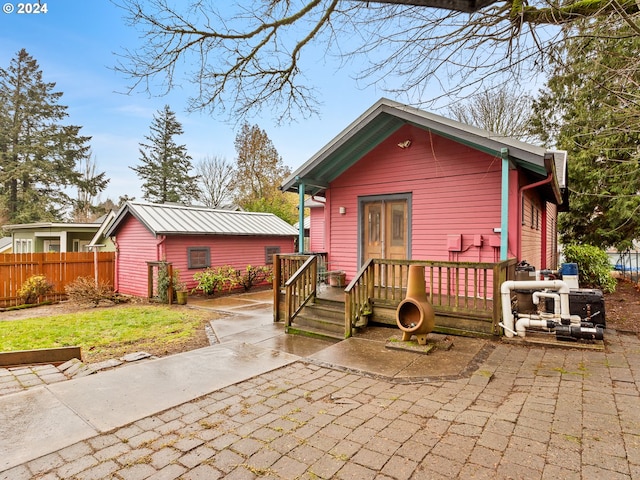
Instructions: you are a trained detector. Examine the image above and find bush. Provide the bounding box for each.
[18,275,53,304]
[563,244,617,293]
[236,265,272,292]
[193,265,237,295]
[65,276,116,306]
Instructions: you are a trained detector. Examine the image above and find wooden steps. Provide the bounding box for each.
[286,297,345,342]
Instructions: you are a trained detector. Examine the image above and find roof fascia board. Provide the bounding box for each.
[281,99,393,191]
[282,98,551,193]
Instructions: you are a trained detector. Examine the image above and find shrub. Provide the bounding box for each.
[193,265,237,295]
[65,276,116,306]
[563,244,617,293]
[236,265,272,291]
[156,263,172,303]
[18,275,53,304]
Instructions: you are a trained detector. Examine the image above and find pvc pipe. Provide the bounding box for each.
[533,291,560,316]
[516,317,553,337]
[501,280,570,338]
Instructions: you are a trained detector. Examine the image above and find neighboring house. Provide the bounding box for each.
[2,221,104,253]
[282,98,567,280]
[0,237,12,254]
[104,202,298,297]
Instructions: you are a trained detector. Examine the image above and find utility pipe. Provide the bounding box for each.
[533,291,560,316]
[501,280,570,338]
[517,172,553,265]
[516,317,556,337]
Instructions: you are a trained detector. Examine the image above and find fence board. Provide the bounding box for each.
[0,252,115,308]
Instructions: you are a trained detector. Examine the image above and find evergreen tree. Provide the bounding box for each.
[531,20,640,250]
[0,49,105,222]
[131,105,198,204]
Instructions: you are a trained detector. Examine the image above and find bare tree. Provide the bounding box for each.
[446,84,537,143]
[72,153,110,222]
[114,0,640,122]
[194,155,236,208]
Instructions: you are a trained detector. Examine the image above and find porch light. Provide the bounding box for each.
[339,207,346,215]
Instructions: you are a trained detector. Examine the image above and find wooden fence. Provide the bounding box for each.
[0,252,115,308]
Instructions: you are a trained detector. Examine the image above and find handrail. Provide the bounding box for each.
[283,255,318,328]
[344,258,375,338]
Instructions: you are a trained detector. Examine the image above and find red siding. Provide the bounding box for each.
[162,235,295,290]
[114,216,159,297]
[326,124,504,279]
[520,191,543,269]
[309,206,325,252]
[114,215,296,296]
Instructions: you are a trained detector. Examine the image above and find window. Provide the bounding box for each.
[265,246,280,264]
[43,239,61,252]
[188,247,211,269]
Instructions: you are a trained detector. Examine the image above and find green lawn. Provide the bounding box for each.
[0,305,213,363]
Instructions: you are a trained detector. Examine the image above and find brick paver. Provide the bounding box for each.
[2,330,640,479]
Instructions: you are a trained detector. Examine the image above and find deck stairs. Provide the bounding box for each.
[285,296,346,342]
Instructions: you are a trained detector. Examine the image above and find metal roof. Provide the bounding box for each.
[281,98,564,202]
[105,202,299,238]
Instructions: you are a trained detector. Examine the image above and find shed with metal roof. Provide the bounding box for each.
[106,202,298,297]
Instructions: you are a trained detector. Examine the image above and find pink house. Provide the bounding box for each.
[283,98,567,278]
[105,202,298,297]
[277,98,568,338]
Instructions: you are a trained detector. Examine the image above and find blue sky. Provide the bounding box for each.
[0,1,399,203]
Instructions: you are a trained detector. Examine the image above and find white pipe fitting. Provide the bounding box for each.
[516,317,553,337]
[501,280,570,338]
[533,291,560,315]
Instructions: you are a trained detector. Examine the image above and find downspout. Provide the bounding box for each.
[298,180,306,253]
[156,235,166,260]
[500,148,510,261]
[518,172,553,263]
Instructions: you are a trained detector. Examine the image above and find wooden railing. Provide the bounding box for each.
[272,253,323,323]
[274,254,517,338]
[345,258,517,337]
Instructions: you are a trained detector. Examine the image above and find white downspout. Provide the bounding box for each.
[501,280,570,338]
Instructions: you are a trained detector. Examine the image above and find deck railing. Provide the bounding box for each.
[275,254,517,338]
[273,253,324,323]
[345,258,517,337]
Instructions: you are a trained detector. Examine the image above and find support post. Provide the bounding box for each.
[500,148,510,261]
[298,181,306,253]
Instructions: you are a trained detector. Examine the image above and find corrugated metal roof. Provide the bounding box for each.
[105,202,299,238]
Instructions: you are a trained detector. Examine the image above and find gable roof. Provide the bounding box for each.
[281,98,565,204]
[105,202,298,238]
[89,210,116,247]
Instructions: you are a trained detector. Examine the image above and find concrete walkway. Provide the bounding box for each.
[1,291,640,479]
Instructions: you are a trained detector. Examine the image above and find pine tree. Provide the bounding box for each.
[0,49,104,222]
[131,105,198,204]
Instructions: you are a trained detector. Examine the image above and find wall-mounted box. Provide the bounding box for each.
[447,234,462,252]
[473,234,483,247]
[488,235,501,248]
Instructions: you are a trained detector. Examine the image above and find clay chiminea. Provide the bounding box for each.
[396,265,435,345]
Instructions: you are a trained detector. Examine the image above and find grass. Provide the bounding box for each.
[0,305,212,363]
